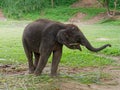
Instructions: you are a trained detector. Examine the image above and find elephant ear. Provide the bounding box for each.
[57,29,68,45]
[57,29,82,51]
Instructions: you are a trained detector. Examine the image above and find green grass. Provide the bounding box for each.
[99,19,120,25]
[0,21,26,64]
[22,7,106,21]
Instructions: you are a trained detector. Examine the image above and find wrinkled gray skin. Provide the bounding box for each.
[22,19,111,76]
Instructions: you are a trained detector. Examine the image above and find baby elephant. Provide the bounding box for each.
[22,19,111,76]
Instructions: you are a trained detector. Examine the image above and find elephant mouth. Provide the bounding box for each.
[69,43,80,46]
[68,43,82,51]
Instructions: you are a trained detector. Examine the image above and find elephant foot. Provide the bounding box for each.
[29,67,35,74]
[50,73,59,77]
[29,70,34,74]
[34,71,42,76]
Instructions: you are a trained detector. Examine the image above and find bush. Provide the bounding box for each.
[0,0,50,18]
[54,0,78,6]
[0,0,78,19]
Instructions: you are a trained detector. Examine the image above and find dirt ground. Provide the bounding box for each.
[71,0,101,8]
[0,55,120,90]
[68,12,120,24]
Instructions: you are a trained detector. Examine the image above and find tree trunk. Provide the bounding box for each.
[51,0,54,8]
[113,0,117,16]
[104,0,111,16]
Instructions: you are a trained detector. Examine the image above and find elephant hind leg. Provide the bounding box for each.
[26,51,35,74]
[34,52,40,69]
[22,40,35,74]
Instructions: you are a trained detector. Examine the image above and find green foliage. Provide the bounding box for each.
[109,0,120,9]
[54,0,78,6]
[0,0,50,19]
[98,0,120,9]
[0,0,78,19]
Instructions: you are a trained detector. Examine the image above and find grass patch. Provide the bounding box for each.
[59,48,114,67]
[79,24,120,56]
[0,71,112,89]
[99,18,120,25]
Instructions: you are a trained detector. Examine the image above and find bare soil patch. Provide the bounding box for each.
[69,12,120,24]
[71,0,101,8]
[68,12,108,24]
[0,64,27,75]
[69,12,86,23]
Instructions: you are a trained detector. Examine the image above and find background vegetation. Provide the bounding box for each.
[0,0,77,19]
[109,0,120,8]
[0,0,120,20]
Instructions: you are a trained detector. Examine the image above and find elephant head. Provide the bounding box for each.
[57,24,111,52]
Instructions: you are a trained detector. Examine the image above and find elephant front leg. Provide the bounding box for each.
[34,51,51,76]
[51,48,62,76]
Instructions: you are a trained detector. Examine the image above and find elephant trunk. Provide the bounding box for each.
[81,37,111,52]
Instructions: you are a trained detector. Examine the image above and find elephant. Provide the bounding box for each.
[22,19,111,76]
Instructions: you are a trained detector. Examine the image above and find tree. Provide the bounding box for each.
[113,0,118,16]
[104,0,111,16]
[51,0,54,8]
[98,0,118,16]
